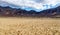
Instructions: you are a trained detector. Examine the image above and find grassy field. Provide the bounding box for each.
[0,17,60,35]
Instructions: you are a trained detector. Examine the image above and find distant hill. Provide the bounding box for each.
[0,6,60,18]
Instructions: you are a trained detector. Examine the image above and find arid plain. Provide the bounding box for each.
[0,17,60,35]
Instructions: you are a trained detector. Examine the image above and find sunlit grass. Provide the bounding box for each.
[0,17,60,35]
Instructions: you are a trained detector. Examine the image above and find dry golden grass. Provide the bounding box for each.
[0,17,60,35]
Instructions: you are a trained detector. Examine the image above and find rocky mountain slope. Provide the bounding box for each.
[0,6,60,18]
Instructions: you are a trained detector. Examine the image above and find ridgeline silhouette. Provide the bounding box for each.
[0,6,60,18]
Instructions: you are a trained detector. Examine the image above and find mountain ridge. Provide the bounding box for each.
[0,6,60,18]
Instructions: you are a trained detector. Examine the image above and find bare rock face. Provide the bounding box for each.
[0,6,60,18]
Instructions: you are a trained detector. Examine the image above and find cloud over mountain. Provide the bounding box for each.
[0,0,60,12]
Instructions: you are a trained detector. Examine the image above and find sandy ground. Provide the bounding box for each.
[0,17,60,35]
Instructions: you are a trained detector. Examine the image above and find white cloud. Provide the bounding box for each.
[0,0,60,11]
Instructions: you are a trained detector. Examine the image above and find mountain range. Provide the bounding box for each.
[0,6,60,18]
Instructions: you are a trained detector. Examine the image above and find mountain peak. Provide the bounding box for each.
[0,6,60,18]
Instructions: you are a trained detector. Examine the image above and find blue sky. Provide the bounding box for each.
[0,0,60,12]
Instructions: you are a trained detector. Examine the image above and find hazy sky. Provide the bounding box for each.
[0,0,60,12]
